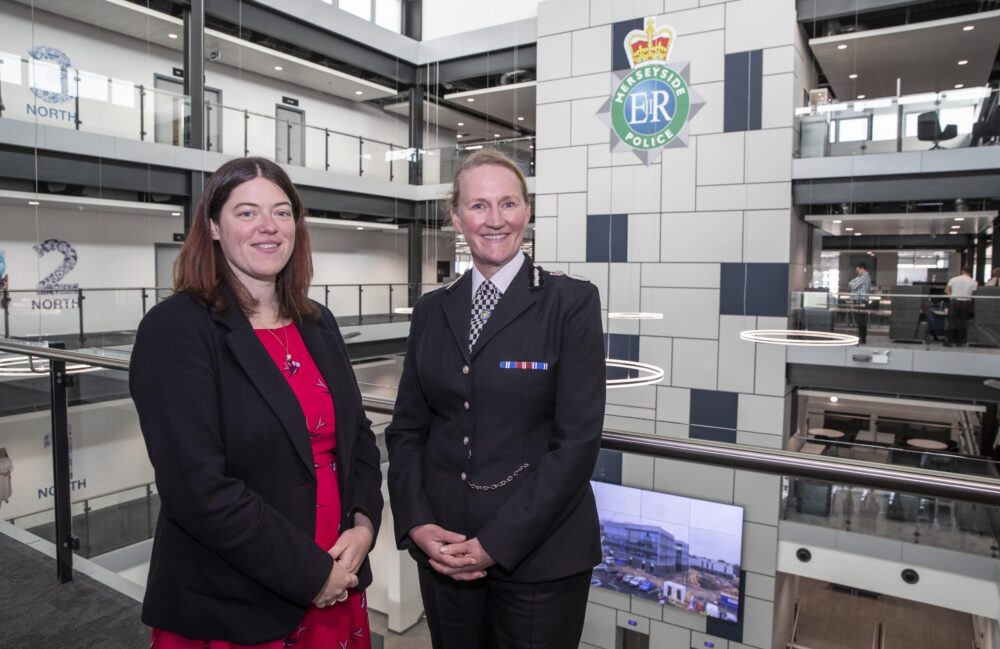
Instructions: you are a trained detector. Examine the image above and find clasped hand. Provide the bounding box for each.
[409,523,494,581]
[312,513,374,608]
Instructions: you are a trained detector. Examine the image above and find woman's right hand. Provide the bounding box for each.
[312,559,358,608]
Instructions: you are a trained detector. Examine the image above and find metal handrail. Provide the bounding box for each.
[4,282,440,294]
[2,341,999,506]
[0,339,129,371]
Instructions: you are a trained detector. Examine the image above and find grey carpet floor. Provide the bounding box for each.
[0,534,148,648]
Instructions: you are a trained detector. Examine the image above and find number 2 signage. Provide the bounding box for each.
[32,239,80,311]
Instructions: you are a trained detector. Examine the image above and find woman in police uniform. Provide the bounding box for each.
[386,151,606,648]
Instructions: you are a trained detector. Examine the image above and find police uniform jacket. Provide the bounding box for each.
[129,290,383,644]
[386,257,605,582]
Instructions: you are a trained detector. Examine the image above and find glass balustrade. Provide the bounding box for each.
[795,86,999,158]
[0,283,438,346]
[789,290,1000,349]
[420,135,535,185]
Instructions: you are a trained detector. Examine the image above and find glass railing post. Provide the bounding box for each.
[2,286,9,337]
[243,109,250,157]
[77,288,85,347]
[48,341,78,583]
[141,288,149,315]
[325,129,330,171]
[359,137,364,177]
[324,285,330,308]
[389,144,394,182]
[72,72,81,131]
[389,284,394,316]
[358,284,363,324]
[139,84,147,141]
[83,499,92,556]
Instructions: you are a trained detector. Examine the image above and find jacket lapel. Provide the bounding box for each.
[298,316,357,485]
[470,261,540,359]
[441,271,473,363]
[221,316,314,475]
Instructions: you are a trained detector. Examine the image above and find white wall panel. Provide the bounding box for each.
[627,213,661,262]
[640,288,720,338]
[660,136,698,212]
[533,216,557,263]
[745,129,793,183]
[747,182,791,209]
[660,211,742,262]
[761,73,795,129]
[609,164,663,214]
[660,4,725,35]
[656,385,691,423]
[573,96,612,146]
[538,0,591,36]
[743,209,791,263]
[696,184,748,211]
[573,25,613,76]
[737,394,785,435]
[536,146,590,193]
[671,338,718,389]
[591,0,670,27]
[641,263,721,288]
[688,81,725,135]
[717,315,757,393]
[556,192,588,262]
[724,0,797,53]
[672,29,725,84]
[697,132,745,185]
[537,72,613,104]
[536,101,572,149]
[537,33,573,81]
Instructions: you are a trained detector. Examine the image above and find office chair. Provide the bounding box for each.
[917,111,958,150]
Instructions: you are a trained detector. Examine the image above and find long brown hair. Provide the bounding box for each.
[174,157,318,321]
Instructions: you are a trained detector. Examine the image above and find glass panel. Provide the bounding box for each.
[374,0,402,31]
[339,0,372,20]
[837,117,868,142]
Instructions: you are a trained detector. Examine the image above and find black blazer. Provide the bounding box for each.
[129,292,383,644]
[386,258,605,582]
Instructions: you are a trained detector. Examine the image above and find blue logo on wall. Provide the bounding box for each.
[28,45,73,104]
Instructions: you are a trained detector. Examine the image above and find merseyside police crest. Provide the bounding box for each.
[597,18,705,165]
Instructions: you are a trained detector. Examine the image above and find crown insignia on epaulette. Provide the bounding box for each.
[625,18,674,68]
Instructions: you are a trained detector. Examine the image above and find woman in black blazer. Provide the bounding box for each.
[130,157,382,648]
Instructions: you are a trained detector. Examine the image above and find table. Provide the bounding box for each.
[905,438,949,451]
[808,428,845,439]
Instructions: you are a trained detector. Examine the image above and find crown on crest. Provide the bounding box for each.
[625,18,674,68]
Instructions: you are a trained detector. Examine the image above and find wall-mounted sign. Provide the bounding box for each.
[281,96,300,107]
[172,67,185,78]
[173,233,186,242]
[597,18,704,165]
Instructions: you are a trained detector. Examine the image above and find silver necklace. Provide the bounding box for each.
[265,324,301,376]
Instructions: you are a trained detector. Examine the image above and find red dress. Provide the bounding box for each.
[152,323,371,649]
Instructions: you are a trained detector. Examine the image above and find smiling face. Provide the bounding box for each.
[210,176,296,292]
[450,163,530,278]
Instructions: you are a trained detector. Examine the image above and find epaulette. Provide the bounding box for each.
[529,264,545,289]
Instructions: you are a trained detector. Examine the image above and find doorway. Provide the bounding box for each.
[153,75,222,152]
[275,105,305,166]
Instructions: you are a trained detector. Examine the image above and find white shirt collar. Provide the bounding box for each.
[471,252,526,298]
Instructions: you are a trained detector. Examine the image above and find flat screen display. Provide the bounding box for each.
[591,480,744,622]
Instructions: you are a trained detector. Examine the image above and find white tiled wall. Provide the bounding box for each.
[534,1,800,646]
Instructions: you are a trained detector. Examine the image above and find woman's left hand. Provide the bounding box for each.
[329,512,375,575]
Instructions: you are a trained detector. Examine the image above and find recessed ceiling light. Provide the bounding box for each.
[274,65,283,71]
[963,25,975,31]
[494,133,500,138]
[467,97,475,102]
[829,395,839,402]
[950,231,959,235]
[457,122,464,126]
[954,217,965,221]
[529,145,534,149]
[171,211,181,216]
[168,33,178,39]
[456,134,463,139]
[845,227,854,231]
[28,201,39,206]
[955,83,964,89]
[951,225,961,229]
[833,220,842,224]
[958,60,968,66]
[517,116,525,121]
[849,73,858,79]
[857,94,866,99]
[356,226,364,230]
[854,232,862,236]
[355,90,363,95]
[837,44,847,50]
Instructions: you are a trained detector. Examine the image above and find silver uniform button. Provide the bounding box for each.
[462,365,470,375]
[463,436,469,445]
[464,401,470,410]
[461,472,467,481]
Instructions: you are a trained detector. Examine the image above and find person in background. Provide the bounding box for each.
[985,267,1000,287]
[386,151,606,649]
[945,265,978,347]
[848,262,872,345]
[130,157,382,648]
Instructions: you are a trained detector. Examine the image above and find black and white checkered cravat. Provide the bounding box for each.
[469,280,500,351]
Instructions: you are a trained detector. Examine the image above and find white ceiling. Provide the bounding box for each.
[442,81,536,132]
[0,189,182,216]
[810,9,1000,100]
[805,211,996,237]
[14,0,399,102]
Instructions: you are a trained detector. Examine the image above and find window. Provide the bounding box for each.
[871,113,897,141]
[375,0,401,30]
[837,117,869,142]
[339,0,371,21]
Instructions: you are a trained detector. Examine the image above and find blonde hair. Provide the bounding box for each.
[446,150,529,215]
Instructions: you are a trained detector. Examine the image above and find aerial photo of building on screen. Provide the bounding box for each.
[591,481,743,623]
